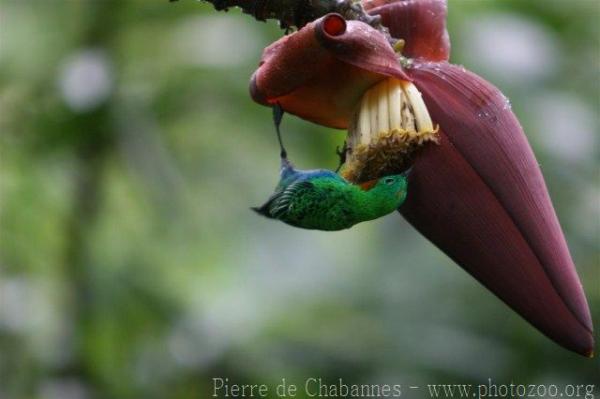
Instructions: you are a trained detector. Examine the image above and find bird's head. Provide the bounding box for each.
[368,168,411,209]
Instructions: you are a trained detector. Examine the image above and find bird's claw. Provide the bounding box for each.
[335,141,348,173]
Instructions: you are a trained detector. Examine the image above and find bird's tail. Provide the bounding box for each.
[251,206,270,218]
[251,196,276,219]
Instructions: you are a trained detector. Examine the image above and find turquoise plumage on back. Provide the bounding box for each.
[252,105,410,231]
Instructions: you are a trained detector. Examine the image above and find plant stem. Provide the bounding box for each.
[175,0,393,42]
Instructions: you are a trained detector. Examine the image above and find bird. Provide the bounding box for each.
[252,104,411,231]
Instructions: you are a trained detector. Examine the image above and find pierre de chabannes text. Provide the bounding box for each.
[212,377,596,399]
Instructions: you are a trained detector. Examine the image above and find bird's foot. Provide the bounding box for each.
[335,141,348,173]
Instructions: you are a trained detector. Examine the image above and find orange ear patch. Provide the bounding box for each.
[358,179,378,191]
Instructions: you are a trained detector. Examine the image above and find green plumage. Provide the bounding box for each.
[253,105,410,231]
[253,159,409,230]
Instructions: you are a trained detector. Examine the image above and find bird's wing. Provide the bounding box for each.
[270,180,315,219]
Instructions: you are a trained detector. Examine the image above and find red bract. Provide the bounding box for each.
[402,62,593,355]
[249,0,593,356]
[250,15,409,128]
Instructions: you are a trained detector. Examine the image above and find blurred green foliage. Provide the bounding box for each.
[0,1,598,398]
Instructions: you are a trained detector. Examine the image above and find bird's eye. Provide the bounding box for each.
[384,177,395,185]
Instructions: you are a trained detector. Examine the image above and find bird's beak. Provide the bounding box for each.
[401,167,413,179]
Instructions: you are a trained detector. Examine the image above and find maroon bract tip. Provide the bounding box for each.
[408,61,593,332]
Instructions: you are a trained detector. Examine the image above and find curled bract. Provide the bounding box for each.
[250,14,408,128]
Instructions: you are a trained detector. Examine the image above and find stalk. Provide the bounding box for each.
[173,0,394,43]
